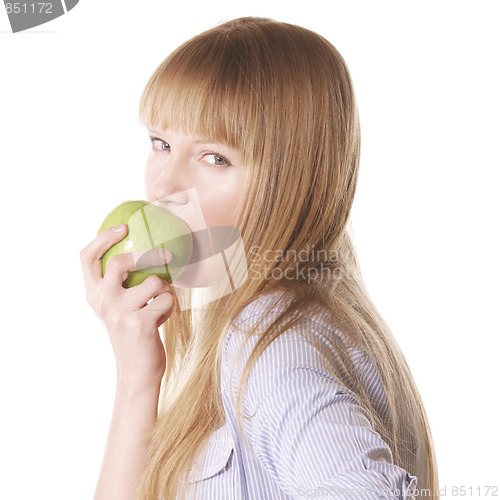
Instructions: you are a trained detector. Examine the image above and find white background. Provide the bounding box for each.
[1,1,499,498]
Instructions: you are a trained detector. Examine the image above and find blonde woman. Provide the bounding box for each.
[80,17,440,500]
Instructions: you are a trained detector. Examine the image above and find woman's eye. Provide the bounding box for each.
[150,137,170,151]
[204,153,230,167]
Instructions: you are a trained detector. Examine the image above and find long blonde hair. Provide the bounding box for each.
[135,16,439,500]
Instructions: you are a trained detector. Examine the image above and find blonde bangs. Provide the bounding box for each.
[137,31,264,166]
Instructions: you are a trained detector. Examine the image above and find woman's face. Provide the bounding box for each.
[144,125,247,232]
[144,125,248,289]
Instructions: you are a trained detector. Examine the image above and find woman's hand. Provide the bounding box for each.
[80,224,174,389]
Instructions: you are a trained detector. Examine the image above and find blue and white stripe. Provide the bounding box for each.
[183,291,420,499]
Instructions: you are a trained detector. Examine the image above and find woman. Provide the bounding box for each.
[81,16,439,500]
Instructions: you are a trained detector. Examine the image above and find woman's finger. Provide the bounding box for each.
[122,274,172,311]
[101,249,171,297]
[140,290,175,327]
[80,224,128,290]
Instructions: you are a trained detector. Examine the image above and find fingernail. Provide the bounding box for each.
[112,224,125,232]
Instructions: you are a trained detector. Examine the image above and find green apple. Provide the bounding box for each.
[97,200,193,288]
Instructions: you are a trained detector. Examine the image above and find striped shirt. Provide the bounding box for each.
[184,291,420,499]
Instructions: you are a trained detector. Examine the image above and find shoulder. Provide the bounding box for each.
[221,290,351,407]
[230,289,296,328]
[221,289,386,414]
[224,290,334,365]
[225,289,340,349]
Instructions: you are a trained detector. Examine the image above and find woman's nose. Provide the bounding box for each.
[150,154,191,204]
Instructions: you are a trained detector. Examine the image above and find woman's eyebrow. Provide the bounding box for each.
[148,130,165,137]
[194,138,217,144]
